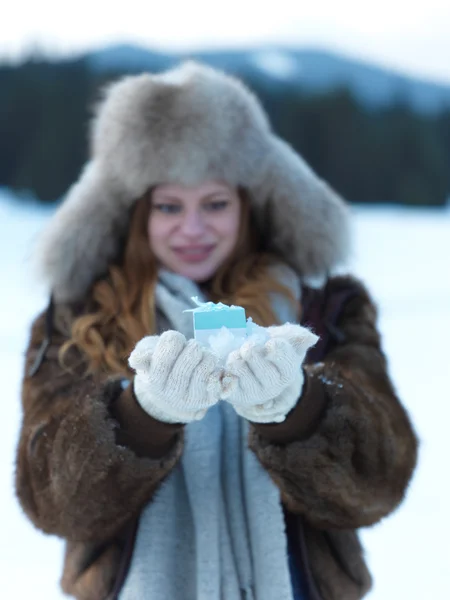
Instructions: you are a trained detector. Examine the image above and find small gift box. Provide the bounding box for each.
[186,297,247,346]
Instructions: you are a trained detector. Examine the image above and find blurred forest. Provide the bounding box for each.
[1,54,450,205]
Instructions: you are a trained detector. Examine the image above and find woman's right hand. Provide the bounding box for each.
[129,331,223,423]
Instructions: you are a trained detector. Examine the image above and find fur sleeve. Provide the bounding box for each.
[249,277,418,529]
[15,310,183,543]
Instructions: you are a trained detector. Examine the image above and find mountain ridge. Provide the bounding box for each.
[87,43,450,113]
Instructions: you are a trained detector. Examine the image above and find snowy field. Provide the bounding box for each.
[0,188,449,599]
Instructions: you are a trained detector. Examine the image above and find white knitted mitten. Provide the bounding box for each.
[220,323,319,423]
[129,330,223,424]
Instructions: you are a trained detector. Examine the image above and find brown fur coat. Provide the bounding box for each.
[15,276,418,600]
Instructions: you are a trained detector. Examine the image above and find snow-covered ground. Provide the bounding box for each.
[1,189,449,599]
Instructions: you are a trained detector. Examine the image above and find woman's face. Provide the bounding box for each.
[148,181,241,282]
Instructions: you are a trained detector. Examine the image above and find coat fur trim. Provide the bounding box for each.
[36,61,352,301]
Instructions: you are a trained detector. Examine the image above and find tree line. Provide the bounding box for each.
[1,56,449,206]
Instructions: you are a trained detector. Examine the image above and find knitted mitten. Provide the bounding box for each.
[220,324,318,423]
[129,330,223,424]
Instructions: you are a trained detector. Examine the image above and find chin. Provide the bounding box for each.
[184,268,215,283]
[176,262,220,283]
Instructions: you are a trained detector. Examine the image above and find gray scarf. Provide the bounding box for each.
[120,265,302,600]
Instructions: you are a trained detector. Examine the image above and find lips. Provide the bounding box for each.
[172,245,216,263]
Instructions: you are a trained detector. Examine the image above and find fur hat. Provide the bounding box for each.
[36,61,351,302]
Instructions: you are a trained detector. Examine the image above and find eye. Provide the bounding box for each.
[204,199,230,212]
[152,203,182,214]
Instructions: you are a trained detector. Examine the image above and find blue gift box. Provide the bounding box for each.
[186,297,247,345]
[193,306,246,330]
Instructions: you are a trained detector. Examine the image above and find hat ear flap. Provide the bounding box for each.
[35,161,130,302]
[254,138,352,279]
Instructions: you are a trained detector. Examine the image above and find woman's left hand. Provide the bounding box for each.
[220,324,318,423]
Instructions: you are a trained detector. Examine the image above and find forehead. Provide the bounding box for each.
[153,181,235,198]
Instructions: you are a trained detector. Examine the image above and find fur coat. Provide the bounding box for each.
[15,276,418,600]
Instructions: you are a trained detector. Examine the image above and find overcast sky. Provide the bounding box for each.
[2,1,450,84]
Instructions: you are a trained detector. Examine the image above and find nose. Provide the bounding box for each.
[179,208,206,238]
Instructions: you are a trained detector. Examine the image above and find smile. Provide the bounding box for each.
[172,245,216,263]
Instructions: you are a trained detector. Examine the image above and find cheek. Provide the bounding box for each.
[148,216,170,257]
[218,210,240,246]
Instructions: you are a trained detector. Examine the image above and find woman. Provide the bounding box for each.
[15,62,418,600]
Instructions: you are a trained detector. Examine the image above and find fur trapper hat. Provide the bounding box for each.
[36,61,351,302]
